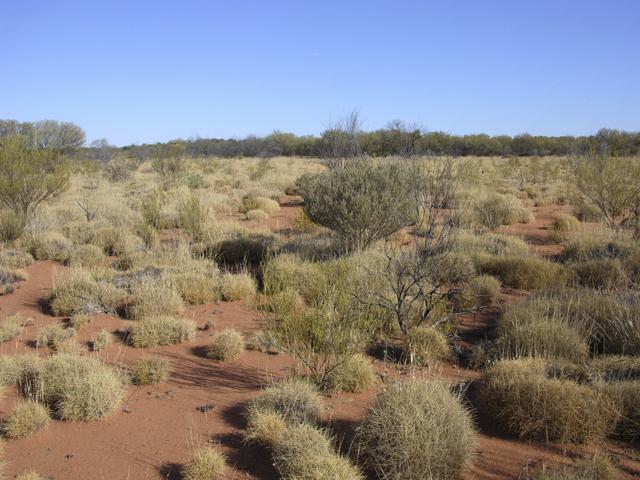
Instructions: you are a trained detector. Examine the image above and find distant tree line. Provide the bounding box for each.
[2,118,639,160]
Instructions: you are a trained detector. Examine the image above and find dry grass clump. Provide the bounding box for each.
[167,271,219,305]
[49,269,126,316]
[480,359,618,443]
[128,316,196,348]
[245,329,280,354]
[132,356,169,385]
[67,244,105,268]
[242,195,280,215]
[20,232,72,262]
[534,454,617,480]
[272,423,363,480]
[455,230,531,259]
[0,249,34,268]
[462,274,501,307]
[0,354,43,395]
[405,327,451,366]
[3,400,50,438]
[247,378,323,425]
[15,471,44,480]
[181,447,226,480]
[0,266,28,295]
[550,214,581,235]
[358,379,476,480]
[571,258,628,289]
[478,255,569,290]
[62,220,98,245]
[127,277,184,319]
[34,353,126,421]
[36,324,76,350]
[473,193,534,229]
[68,312,92,330]
[588,355,640,381]
[0,314,23,343]
[177,195,210,240]
[244,408,288,448]
[207,329,244,361]
[92,329,112,351]
[262,253,321,298]
[324,354,377,393]
[597,381,640,443]
[246,209,269,221]
[220,272,256,301]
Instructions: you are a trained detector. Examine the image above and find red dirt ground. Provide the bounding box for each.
[1,204,639,479]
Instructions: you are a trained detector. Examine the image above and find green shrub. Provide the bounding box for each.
[220,272,256,301]
[3,400,50,438]
[207,329,244,361]
[272,423,363,480]
[0,314,23,343]
[128,316,196,348]
[248,378,323,425]
[478,255,569,290]
[405,327,451,365]
[359,379,476,480]
[34,354,125,421]
[480,359,618,443]
[297,160,416,251]
[324,354,376,393]
[182,447,226,480]
[132,356,169,385]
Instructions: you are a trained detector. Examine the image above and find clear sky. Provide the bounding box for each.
[2,0,639,146]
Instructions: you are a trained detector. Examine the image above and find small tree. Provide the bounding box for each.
[0,136,70,219]
[569,152,640,237]
[297,159,417,252]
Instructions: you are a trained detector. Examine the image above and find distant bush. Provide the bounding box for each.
[359,379,476,480]
[247,378,323,425]
[207,329,244,361]
[132,356,169,385]
[480,359,618,443]
[297,160,416,251]
[34,354,125,421]
[3,400,50,438]
[220,272,256,301]
[128,316,196,348]
[324,354,377,393]
[478,255,569,290]
[405,327,451,366]
[181,447,226,480]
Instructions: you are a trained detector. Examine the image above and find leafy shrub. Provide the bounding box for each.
[297,160,416,251]
[49,269,126,316]
[34,354,125,421]
[405,327,451,365]
[480,359,618,443]
[244,409,288,448]
[272,423,363,480]
[247,378,323,425]
[182,447,226,480]
[324,354,376,393]
[207,329,244,361]
[68,244,104,268]
[0,314,23,343]
[246,208,269,221]
[478,255,569,290]
[128,316,196,348]
[92,329,111,351]
[3,400,50,438]
[359,379,476,480]
[220,272,256,301]
[132,356,169,385]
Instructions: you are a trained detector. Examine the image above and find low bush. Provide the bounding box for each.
[49,269,126,316]
[128,316,196,348]
[324,354,376,393]
[3,400,50,438]
[207,329,244,361]
[478,255,569,290]
[62,220,98,245]
[247,378,323,425]
[358,379,476,480]
[480,359,618,443]
[0,314,23,343]
[68,312,91,330]
[0,266,28,295]
[132,356,169,385]
[272,423,363,480]
[405,327,451,366]
[246,209,269,221]
[34,354,126,421]
[181,447,226,480]
[220,272,256,301]
[0,354,43,395]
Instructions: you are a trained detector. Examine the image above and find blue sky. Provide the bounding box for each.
[2,0,639,146]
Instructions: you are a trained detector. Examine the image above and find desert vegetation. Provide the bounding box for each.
[0,117,639,479]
